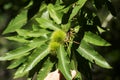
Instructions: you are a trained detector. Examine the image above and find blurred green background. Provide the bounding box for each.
[0,0,120,80]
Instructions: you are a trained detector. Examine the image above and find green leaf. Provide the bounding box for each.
[3,10,27,34]
[83,31,111,46]
[0,45,35,61]
[57,45,72,80]
[61,22,71,32]
[70,53,77,70]
[28,37,48,48]
[41,10,50,19]
[7,57,26,69]
[37,57,54,80]
[6,36,29,43]
[14,63,28,79]
[16,29,50,38]
[75,71,82,80]
[36,18,60,30]
[77,40,112,69]
[24,45,49,72]
[47,4,62,24]
[62,5,70,13]
[69,0,87,20]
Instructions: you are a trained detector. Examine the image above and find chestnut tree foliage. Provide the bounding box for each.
[0,0,116,80]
